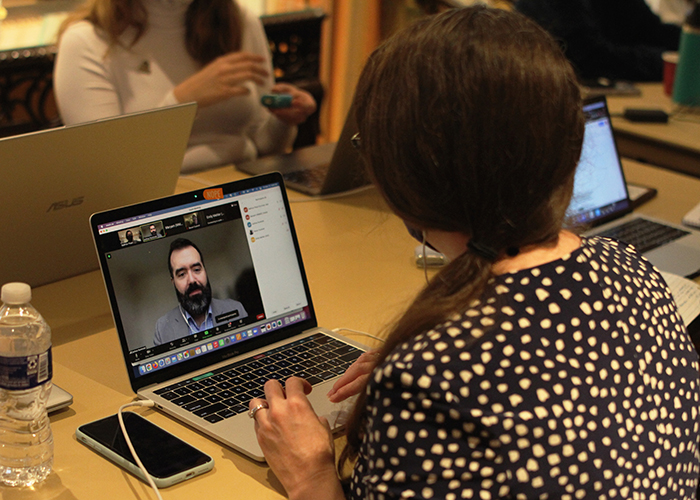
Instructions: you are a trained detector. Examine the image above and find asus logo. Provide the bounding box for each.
[47,196,84,212]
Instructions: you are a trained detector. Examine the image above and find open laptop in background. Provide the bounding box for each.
[236,104,368,196]
[567,96,700,277]
[89,172,367,462]
[0,103,197,288]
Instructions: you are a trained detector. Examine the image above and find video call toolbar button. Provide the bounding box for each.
[138,308,310,376]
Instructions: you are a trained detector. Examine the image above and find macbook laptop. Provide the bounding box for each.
[236,104,368,196]
[567,96,700,277]
[0,103,197,288]
[89,172,367,461]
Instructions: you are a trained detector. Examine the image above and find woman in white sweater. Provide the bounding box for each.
[54,0,316,172]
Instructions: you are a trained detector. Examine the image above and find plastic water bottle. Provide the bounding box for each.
[0,282,53,487]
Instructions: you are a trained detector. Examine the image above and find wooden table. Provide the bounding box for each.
[3,158,699,499]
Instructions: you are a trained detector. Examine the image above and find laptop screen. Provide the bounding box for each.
[566,96,631,227]
[91,173,316,390]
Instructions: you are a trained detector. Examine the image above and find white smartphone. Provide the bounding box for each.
[76,412,214,488]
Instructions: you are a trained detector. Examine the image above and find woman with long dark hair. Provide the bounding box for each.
[54,0,316,172]
[248,6,700,499]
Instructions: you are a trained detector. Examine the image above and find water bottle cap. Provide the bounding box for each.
[1,282,32,304]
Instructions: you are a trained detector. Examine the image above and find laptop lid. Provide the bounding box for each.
[312,101,367,195]
[566,96,632,227]
[236,102,367,196]
[0,103,197,288]
[90,172,318,393]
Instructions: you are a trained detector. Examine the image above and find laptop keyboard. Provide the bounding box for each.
[153,333,363,423]
[596,218,689,253]
[282,166,327,190]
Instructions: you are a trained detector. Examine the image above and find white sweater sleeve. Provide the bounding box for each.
[53,23,122,124]
[54,6,297,168]
[54,22,178,124]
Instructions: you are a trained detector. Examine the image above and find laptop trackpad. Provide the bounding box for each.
[646,239,700,278]
[308,381,355,430]
[319,406,351,428]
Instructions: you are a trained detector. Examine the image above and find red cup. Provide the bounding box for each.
[663,51,679,96]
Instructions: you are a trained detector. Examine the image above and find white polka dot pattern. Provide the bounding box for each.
[349,237,700,499]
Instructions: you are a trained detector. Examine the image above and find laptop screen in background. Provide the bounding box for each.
[566,97,631,227]
[93,180,311,381]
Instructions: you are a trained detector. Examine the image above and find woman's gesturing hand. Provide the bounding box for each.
[266,83,317,125]
[326,350,380,403]
[174,51,269,108]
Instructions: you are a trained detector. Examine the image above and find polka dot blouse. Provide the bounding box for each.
[350,237,700,499]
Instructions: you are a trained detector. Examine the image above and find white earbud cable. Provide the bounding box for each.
[117,401,163,500]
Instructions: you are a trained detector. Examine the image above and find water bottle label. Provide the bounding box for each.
[0,349,53,390]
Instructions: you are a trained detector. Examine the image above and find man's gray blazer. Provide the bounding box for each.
[154,298,248,345]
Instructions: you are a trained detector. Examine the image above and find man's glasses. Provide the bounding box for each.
[351,132,361,150]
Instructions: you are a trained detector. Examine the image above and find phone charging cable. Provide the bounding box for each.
[118,401,163,500]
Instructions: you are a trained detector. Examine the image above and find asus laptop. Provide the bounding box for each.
[90,172,367,462]
[568,96,700,277]
[0,103,197,288]
[236,104,368,196]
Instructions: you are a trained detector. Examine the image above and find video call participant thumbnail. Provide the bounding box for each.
[154,238,247,345]
[142,222,165,241]
[119,228,142,245]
